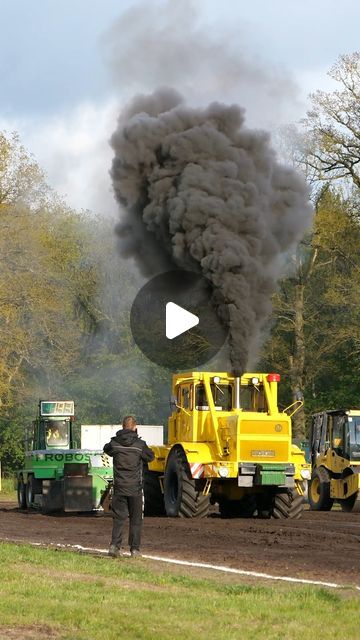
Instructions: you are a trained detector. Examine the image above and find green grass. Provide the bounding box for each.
[0,477,16,501]
[0,542,358,640]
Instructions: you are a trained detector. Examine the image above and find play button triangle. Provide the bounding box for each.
[166,302,199,339]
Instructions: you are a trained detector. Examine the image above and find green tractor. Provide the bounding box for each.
[16,400,113,512]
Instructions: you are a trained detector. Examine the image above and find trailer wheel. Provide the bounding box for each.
[164,448,209,518]
[308,467,334,511]
[143,468,165,516]
[272,488,304,519]
[17,476,27,510]
[340,491,360,513]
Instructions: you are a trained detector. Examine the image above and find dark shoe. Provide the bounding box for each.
[130,549,142,558]
[108,544,122,558]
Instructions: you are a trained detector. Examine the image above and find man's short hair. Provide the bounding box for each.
[122,415,137,430]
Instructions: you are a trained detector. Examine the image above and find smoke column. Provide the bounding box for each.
[110,88,312,372]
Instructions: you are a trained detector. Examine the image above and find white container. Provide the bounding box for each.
[81,424,164,450]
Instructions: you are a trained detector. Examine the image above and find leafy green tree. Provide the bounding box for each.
[304,52,360,189]
[0,131,51,206]
[260,188,360,438]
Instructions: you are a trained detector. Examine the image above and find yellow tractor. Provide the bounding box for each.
[309,410,360,512]
[145,371,310,519]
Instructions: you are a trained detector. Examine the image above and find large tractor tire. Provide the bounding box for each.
[17,476,27,510]
[143,468,165,516]
[340,491,360,513]
[26,474,43,509]
[272,488,304,519]
[219,495,257,518]
[100,483,113,512]
[25,474,37,508]
[308,467,334,511]
[164,448,210,518]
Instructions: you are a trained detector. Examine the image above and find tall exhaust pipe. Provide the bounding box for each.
[233,371,241,409]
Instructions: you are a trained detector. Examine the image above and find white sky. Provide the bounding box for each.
[1,0,359,214]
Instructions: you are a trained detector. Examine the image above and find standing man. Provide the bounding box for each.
[103,415,154,558]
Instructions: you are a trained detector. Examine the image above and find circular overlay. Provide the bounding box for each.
[130,270,229,370]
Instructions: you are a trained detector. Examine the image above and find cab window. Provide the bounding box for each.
[332,415,345,455]
[179,385,192,410]
[240,385,267,412]
[211,384,232,411]
[45,419,69,447]
[350,416,360,452]
[354,418,360,446]
[195,384,232,411]
[195,385,208,409]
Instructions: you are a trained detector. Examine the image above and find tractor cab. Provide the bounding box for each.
[170,372,286,432]
[33,401,75,451]
[167,371,301,461]
[311,409,360,467]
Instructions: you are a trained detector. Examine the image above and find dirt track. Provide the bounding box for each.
[0,502,359,587]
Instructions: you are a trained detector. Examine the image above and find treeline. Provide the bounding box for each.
[0,52,360,471]
[260,188,360,437]
[0,133,169,472]
[260,52,360,437]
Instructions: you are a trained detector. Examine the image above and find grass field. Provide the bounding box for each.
[0,542,358,640]
[0,477,16,501]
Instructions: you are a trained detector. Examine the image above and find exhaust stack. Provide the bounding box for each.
[233,372,241,409]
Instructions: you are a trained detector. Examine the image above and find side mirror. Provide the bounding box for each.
[169,395,178,411]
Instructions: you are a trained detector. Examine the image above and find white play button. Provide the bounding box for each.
[166,302,199,339]
[130,270,228,369]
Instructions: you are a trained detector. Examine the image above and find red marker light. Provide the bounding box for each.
[267,373,280,382]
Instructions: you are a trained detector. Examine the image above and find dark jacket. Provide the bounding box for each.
[103,428,155,496]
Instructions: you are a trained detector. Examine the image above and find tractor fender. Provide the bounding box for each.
[149,442,217,476]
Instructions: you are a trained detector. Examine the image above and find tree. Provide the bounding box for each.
[0,131,173,474]
[260,236,315,438]
[260,188,360,438]
[304,52,360,189]
[265,53,360,436]
[0,131,51,207]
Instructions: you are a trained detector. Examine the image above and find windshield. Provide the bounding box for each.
[195,382,267,412]
[45,419,70,447]
[349,415,360,457]
[240,385,267,412]
[195,384,232,411]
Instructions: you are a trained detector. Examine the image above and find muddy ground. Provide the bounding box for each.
[0,502,359,587]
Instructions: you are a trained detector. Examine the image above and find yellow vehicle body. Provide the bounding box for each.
[309,410,360,512]
[145,372,310,519]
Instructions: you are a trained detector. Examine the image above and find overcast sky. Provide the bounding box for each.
[1,0,359,214]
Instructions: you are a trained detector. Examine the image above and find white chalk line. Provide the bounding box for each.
[3,537,359,592]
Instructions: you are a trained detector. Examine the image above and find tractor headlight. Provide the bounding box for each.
[218,466,229,478]
[300,469,311,480]
[213,376,221,384]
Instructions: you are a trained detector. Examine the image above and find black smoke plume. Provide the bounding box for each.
[110,88,312,372]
